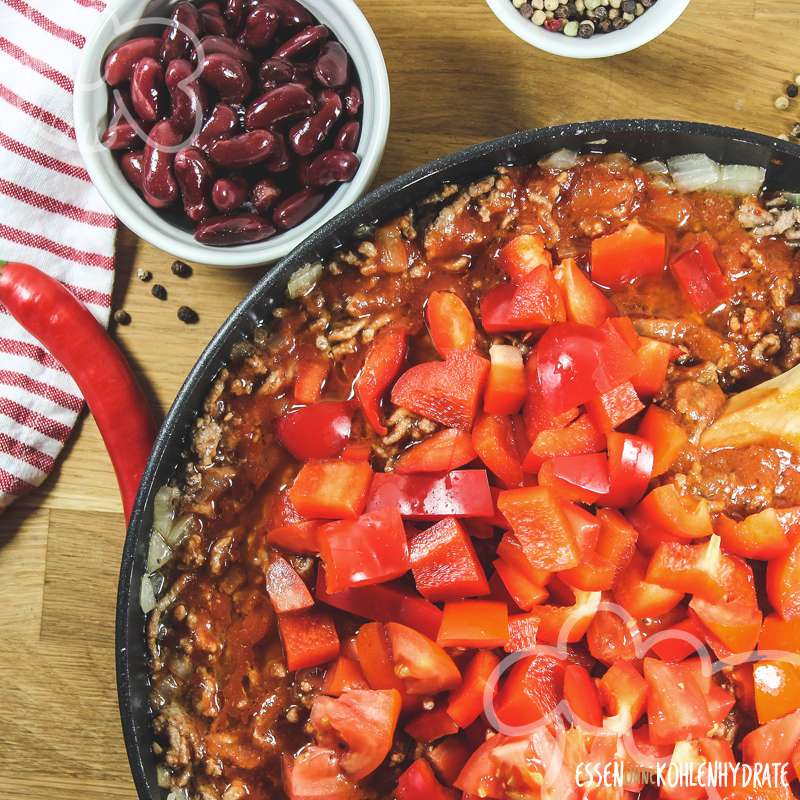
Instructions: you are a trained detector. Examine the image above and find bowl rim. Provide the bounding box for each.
[74,0,391,268]
[484,0,692,59]
[117,119,800,800]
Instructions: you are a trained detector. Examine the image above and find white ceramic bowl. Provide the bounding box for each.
[74,0,390,267]
[485,0,690,59]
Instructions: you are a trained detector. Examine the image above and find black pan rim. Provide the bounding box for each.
[116,118,800,800]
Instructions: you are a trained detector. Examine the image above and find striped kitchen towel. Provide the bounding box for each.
[0,0,116,510]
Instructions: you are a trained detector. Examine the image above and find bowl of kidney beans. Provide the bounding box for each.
[75,0,390,267]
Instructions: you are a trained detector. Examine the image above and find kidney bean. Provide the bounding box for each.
[174,147,214,222]
[211,175,249,213]
[166,59,208,135]
[241,5,279,50]
[342,84,362,117]
[272,24,330,61]
[161,2,203,63]
[258,57,295,87]
[198,3,230,37]
[292,61,315,89]
[195,212,276,245]
[142,120,183,208]
[199,53,253,104]
[265,131,292,172]
[305,148,360,187]
[109,85,133,119]
[120,151,145,191]
[103,122,142,150]
[199,35,255,64]
[250,178,281,214]
[224,0,246,30]
[104,37,161,86]
[314,41,349,89]
[288,90,341,157]
[263,0,312,31]
[245,83,315,130]
[195,103,239,150]
[334,120,360,152]
[131,57,164,123]
[208,130,275,168]
[273,189,325,229]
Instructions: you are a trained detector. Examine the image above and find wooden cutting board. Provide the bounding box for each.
[0,0,794,796]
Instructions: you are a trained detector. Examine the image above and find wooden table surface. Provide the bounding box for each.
[0,0,796,796]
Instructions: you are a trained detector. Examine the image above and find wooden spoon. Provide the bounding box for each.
[701,363,800,451]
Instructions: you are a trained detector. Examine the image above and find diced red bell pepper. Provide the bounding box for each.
[631,337,677,398]
[561,500,601,555]
[397,758,458,800]
[276,401,353,461]
[493,653,565,728]
[522,413,605,474]
[604,432,654,509]
[278,607,340,671]
[447,650,500,728]
[294,357,329,404]
[637,405,688,476]
[316,567,441,639]
[767,530,800,621]
[741,708,800,771]
[267,521,321,554]
[761,613,800,653]
[497,233,552,283]
[497,486,581,570]
[341,439,373,462]
[563,663,603,728]
[535,321,640,415]
[484,344,527,416]
[586,381,644,433]
[609,316,641,351]
[409,517,490,601]
[492,558,548,610]
[522,353,580,442]
[391,350,490,431]
[472,413,525,487]
[538,452,611,504]
[321,656,370,696]
[716,507,789,560]
[753,657,800,725]
[554,257,616,327]
[613,550,684,618]
[289,459,373,520]
[628,483,713,545]
[504,612,539,653]
[647,613,708,663]
[437,600,509,648]
[404,706,460,743]
[591,221,667,289]
[319,507,410,593]
[480,266,566,333]
[428,736,471,785]
[426,290,477,357]
[598,661,648,731]
[669,240,732,313]
[366,470,494,521]
[521,589,601,644]
[496,532,551,586]
[395,428,477,474]
[265,555,314,614]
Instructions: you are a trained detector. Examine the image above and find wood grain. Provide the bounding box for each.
[0,0,796,795]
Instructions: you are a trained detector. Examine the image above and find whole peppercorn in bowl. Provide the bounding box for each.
[486,0,690,58]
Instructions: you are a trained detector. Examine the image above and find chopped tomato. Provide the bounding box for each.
[484,344,527,415]
[493,653,565,728]
[395,428,477,474]
[564,663,602,728]
[631,337,677,398]
[386,622,462,695]
[605,433,654,509]
[391,350,490,431]
[354,622,409,700]
[716,508,789,560]
[278,607,340,671]
[636,405,688,476]
[404,706,460,743]
[396,758,458,800]
[355,323,408,435]
[609,316,641,351]
[310,689,402,781]
[646,535,733,602]
[319,507,410,593]
[276,401,353,460]
[648,614,707,662]
[289,459,373,520]
[283,745,355,800]
[669,240,732,313]
[538,452,611,504]
[497,233,552,283]
[586,381,644,433]
[598,661,648,732]
[294,358,330,405]
[613,550,684,618]
[341,440,372,461]
[767,529,800,620]
[366,470,494,520]
[426,290,477,356]
[628,483,713,545]
[265,555,314,613]
[454,735,508,799]
[760,613,800,653]
[586,609,638,665]
[497,486,581,570]
[535,321,639,415]
[472,414,524,487]
[447,650,500,728]
[554,257,616,327]
[428,736,472,784]
[493,558,549,610]
[741,708,800,770]
[690,595,762,656]
[481,266,566,332]
[591,221,667,288]
[437,600,509,648]
[322,656,370,696]
[522,413,605,474]
[522,590,601,644]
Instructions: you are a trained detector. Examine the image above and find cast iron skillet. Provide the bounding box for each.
[117,119,800,799]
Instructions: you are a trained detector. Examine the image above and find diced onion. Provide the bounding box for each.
[156,765,172,789]
[288,261,324,299]
[667,153,721,192]
[714,164,766,196]
[167,791,188,800]
[152,485,180,540]
[781,191,800,207]
[640,159,669,174]
[140,574,157,614]
[538,148,579,171]
[165,513,193,548]
[147,532,173,573]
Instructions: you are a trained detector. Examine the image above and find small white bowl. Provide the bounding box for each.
[485,0,690,59]
[75,0,390,268]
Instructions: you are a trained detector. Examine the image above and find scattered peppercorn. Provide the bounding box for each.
[579,19,595,37]
[177,306,199,325]
[788,84,799,98]
[136,268,152,282]
[776,95,791,111]
[515,0,655,34]
[113,309,131,325]
[151,284,168,300]
[171,260,193,278]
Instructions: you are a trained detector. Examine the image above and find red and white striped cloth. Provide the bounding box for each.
[0,0,116,511]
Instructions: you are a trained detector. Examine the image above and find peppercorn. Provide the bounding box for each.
[598,17,612,31]
[544,16,564,30]
[621,0,635,13]
[136,268,152,282]
[612,15,627,28]
[113,309,131,326]
[554,5,569,18]
[641,0,655,6]
[593,5,608,20]
[776,96,791,111]
[177,306,199,325]
[563,19,579,35]
[788,84,799,99]
[578,19,595,36]
[519,2,534,17]
[171,260,193,278]
[151,284,168,300]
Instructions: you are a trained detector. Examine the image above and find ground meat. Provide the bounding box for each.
[153,702,206,773]
[663,365,727,442]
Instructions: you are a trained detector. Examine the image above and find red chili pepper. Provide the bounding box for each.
[0,261,156,522]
